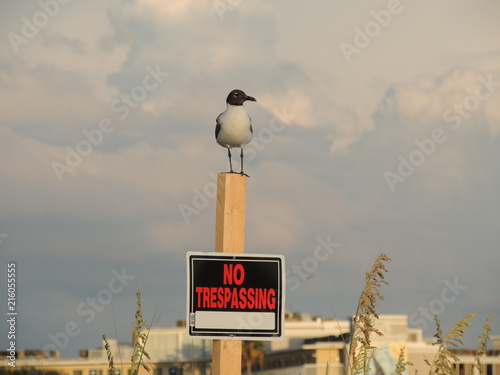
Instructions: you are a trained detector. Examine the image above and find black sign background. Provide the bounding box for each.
[186,253,284,339]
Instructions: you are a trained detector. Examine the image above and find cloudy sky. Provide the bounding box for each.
[1,0,499,358]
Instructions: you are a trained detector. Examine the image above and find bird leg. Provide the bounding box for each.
[240,148,249,177]
[227,147,234,173]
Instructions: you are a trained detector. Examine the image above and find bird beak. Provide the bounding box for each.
[245,95,257,102]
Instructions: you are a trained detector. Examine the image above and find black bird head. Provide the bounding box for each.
[226,89,257,106]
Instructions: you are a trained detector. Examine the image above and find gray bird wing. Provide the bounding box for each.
[215,113,222,139]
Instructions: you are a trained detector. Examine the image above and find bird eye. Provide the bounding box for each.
[234,92,239,96]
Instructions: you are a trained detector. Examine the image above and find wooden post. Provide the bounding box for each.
[212,173,247,375]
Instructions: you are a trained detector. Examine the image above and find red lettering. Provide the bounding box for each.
[196,286,277,311]
[223,263,245,285]
[233,264,245,285]
[230,288,239,308]
[210,287,217,308]
[247,288,255,309]
[224,287,231,308]
[223,264,233,284]
[195,287,203,308]
[239,288,247,309]
[268,289,276,309]
[257,289,267,309]
[217,287,224,309]
[202,287,210,308]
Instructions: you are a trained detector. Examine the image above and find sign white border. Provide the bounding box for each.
[186,252,285,340]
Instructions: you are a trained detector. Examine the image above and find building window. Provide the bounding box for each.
[154,369,162,375]
[74,371,82,375]
[487,364,493,375]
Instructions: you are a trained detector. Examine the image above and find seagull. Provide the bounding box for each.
[215,89,256,177]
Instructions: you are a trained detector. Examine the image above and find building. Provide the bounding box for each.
[2,314,499,375]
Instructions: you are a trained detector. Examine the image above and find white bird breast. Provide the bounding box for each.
[216,105,253,148]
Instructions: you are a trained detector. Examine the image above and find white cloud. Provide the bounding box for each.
[258,90,314,128]
[363,68,500,202]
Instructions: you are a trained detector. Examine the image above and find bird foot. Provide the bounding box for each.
[222,171,249,177]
